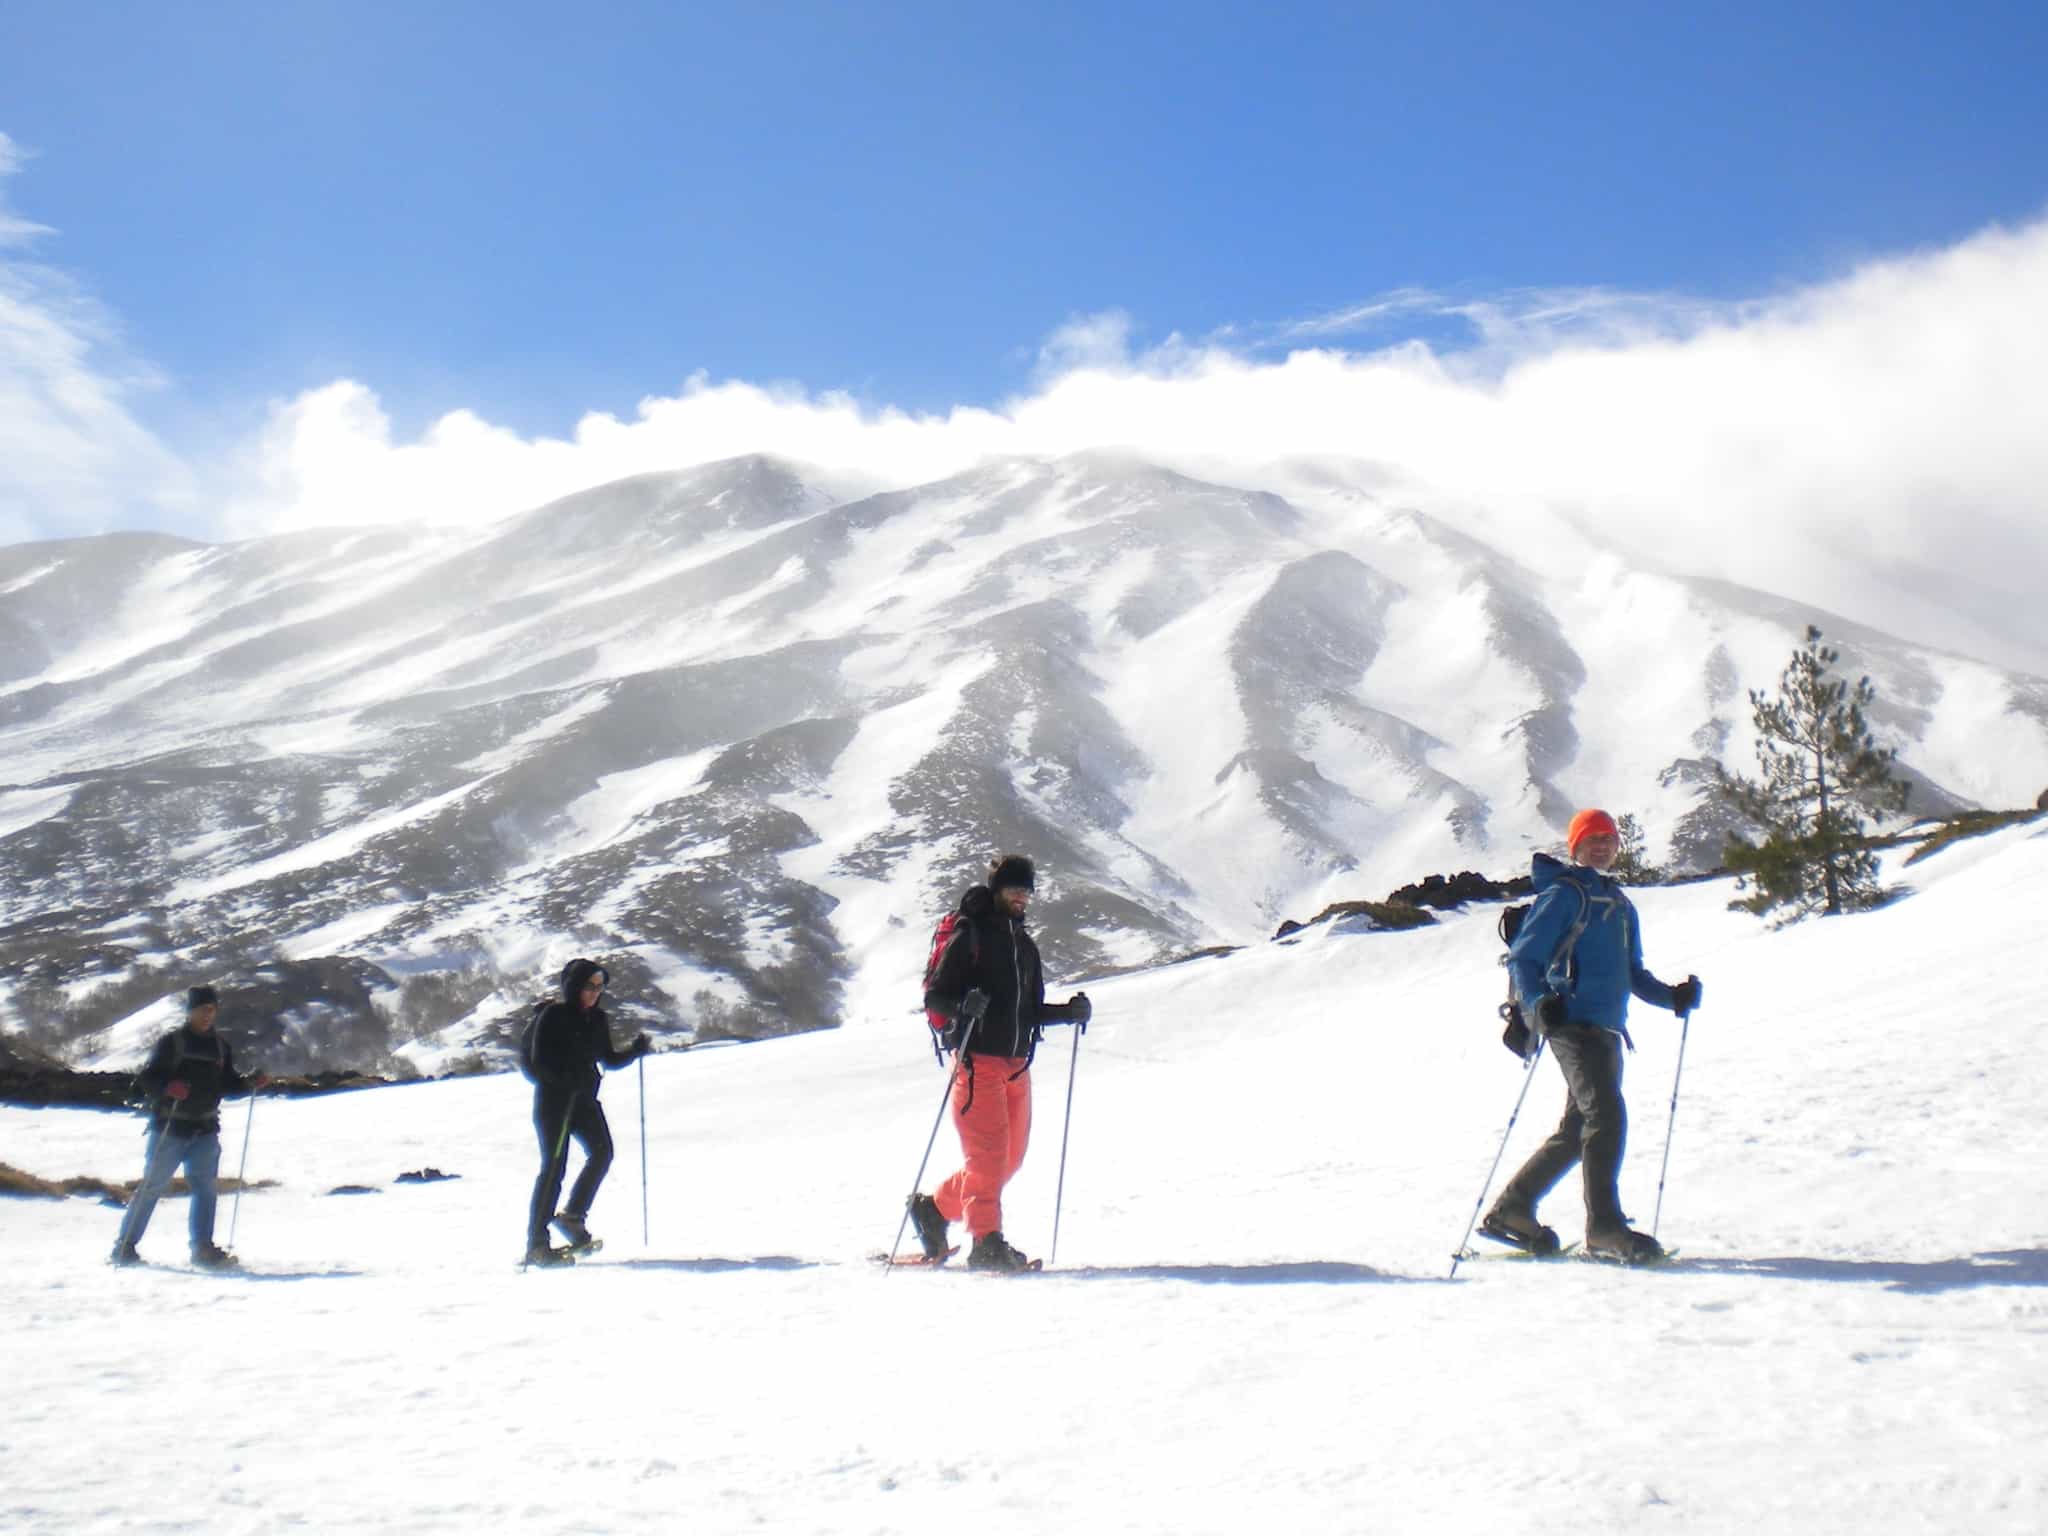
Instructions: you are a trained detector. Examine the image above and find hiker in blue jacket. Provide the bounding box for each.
[1481,809,1702,1264]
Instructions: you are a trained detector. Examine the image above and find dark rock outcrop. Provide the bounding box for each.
[1274,901,1437,940]
[1384,871,1531,910]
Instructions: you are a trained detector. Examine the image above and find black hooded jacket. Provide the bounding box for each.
[923,885,1052,1060]
[529,959,639,1098]
[134,1025,253,1134]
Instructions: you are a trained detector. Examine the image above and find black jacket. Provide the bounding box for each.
[530,959,640,1098]
[135,1026,252,1134]
[925,885,1079,1060]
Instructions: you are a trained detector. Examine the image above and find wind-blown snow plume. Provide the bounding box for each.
[205,216,2048,669]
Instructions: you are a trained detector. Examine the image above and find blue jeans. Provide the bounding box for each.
[116,1122,222,1253]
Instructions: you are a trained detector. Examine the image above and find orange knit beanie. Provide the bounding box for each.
[1567,808,1619,856]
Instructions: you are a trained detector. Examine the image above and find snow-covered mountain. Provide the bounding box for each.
[3,453,2044,1069]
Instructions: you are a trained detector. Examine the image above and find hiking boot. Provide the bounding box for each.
[966,1231,1033,1272]
[552,1212,595,1250]
[1478,1202,1561,1256]
[1586,1224,1665,1265]
[109,1242,142,1267]
[191,1243,239,1271]
[906,1193,951,1260]
[524,1242,574,1267]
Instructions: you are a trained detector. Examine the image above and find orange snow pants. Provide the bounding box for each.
[933,1054,1033,1239]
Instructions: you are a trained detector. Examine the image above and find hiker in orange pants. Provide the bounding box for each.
[933,1054,1034,1244]
[907,854,1090,1271]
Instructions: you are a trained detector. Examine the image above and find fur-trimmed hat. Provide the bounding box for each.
[988,854,1036,892]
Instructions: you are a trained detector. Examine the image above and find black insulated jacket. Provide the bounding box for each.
[134,1026,254,1134]
[924,885,1053,1060]
[529,959,639,1098]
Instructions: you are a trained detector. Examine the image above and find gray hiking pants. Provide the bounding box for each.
[1498,1024,1629,1232]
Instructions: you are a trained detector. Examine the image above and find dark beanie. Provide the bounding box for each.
[187,985,219,1010]
[988,854,1036,892]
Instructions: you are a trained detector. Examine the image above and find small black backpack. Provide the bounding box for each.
[1496,905,1540,1060]
[518,1000,551,1082]
[1494,888,1591,1060]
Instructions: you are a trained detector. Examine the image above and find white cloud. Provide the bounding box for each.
[4,138,2046,670]
[0,134,54,249]
[0,133,195,546]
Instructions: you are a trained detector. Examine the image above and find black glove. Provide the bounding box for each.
[1672,976,1702,1016]
[1067,992,1091,1025]
[634,1033,653,1058]
[1535,994,1568,1033]
[956,988,990,1024]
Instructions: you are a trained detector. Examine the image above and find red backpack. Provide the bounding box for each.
[922,911,979,1063]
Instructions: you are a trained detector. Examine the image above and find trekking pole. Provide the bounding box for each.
[1448,1038,1547,1280]
[542,1093,578,1238]
[886,1009,981,1268]
[549,1095,577,1181]
[638,1054,650,1248]
[227,1088,258,1248]
[1651,1009,1693,1240]
[1048,1016,1086,1267]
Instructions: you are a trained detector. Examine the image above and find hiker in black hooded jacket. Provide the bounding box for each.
[525,957,649,1264]
[906,856,1091,1272]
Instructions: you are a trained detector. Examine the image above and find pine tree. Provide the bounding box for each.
[1716,625,1909,917]
[1609,813,1663,885]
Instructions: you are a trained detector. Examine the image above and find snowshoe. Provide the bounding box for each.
[551,1212,601,1254]
[1477,1205,1562,1256]
[966,1231,1040,1273]
[523,1242,575,1268]
[1585,1225,1666,1266]
[906,1192,951,1261]
[191,1243,239,1271]
[109,1242,142,1268]
[874,1246,959,1268]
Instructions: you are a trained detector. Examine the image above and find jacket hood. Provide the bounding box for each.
[559,957,609,1008]
[1531,852,1605,895]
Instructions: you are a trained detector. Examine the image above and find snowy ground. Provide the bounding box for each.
[5,825,2046,1535]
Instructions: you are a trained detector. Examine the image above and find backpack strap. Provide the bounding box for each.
[1540,883,1594,998]
[161,1030,225,1120]
[1540,881,1637,1050]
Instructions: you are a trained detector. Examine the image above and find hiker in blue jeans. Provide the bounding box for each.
[111,986,268,1269]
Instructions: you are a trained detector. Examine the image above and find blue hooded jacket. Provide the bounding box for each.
[1508,853,1681,1038]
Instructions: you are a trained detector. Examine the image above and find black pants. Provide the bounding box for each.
[1498,1024,1629,1231]
[528,1089,613,1247]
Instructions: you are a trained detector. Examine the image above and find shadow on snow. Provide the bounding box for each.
[1047,1260,1422,1286]
[158,1266,367,1282]
[1677,1248,2048,1294]
[602,1256,822,1275]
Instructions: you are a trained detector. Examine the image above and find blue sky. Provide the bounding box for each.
[6,1,2046,438]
